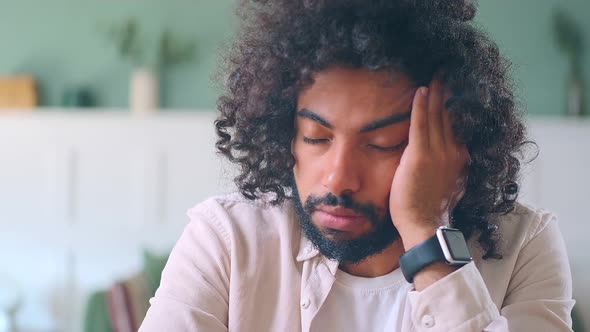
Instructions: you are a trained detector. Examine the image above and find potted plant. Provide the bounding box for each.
[552,8,586,116]
[104,18,196,114]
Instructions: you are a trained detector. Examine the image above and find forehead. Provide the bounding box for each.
[296,66,416,121]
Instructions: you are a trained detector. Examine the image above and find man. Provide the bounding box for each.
[140,0,574,331]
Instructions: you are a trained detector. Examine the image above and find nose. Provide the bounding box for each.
[322,142,361,196]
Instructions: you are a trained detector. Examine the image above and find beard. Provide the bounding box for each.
[291,185,400,264]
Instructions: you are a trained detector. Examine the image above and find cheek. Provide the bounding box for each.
[367,157,400,202]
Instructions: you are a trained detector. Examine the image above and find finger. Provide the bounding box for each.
[428,76,445,148]
[409,87,430,149]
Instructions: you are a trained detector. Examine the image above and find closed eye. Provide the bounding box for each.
[302,136,330,144]
[368,140,407,152]
[303,136,407,152]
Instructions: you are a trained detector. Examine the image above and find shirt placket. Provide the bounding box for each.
[299,256,338,332]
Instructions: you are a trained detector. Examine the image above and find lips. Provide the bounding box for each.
[316,206,364,217]
[314,206,369,232]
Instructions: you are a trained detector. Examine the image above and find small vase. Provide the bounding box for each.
[566,73,585,116]
[130,67,159,114]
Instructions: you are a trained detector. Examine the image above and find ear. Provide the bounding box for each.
[449,171,468,213]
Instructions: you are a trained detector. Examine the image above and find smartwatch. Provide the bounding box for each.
[399,226,472,283]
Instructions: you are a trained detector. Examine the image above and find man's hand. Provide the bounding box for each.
[389,76,469,251]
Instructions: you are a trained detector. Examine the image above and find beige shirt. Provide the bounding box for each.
[139,193,575,332]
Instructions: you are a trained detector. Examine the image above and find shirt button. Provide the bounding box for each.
[421,314,435,328]
[301,297,310,309]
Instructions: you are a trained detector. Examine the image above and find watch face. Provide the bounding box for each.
[442,230,471,261]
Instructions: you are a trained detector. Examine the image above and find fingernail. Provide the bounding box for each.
[421,87,429,97]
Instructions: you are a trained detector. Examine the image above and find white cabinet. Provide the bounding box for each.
[519,119,590,328]
[0,111,234,332]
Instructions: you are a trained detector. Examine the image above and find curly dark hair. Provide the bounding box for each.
[215,0,532,259]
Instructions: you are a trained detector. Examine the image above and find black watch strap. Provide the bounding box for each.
[399,234,445,283]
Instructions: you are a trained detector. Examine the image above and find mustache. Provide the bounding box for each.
[303,193,381,226]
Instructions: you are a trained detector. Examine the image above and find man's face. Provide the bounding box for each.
[292,66,416,263]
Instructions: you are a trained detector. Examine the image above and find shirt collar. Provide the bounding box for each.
[295,231,340,276]
[296,231,320,262]
[289,201,321,262]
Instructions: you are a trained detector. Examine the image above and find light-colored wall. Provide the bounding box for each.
[0,1,588,114]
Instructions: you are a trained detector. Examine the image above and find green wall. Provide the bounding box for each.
[0,0,588,114]
[0,0,235,109]
[477,0,590,116]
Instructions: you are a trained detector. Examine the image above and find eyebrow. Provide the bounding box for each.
[359,110,412,133]
[297,109,332,128]
[296,108,411,133]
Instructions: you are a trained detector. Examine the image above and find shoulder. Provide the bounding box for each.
[185,192,300,251]
[188,192,278,213]
[469,201,561,262]
[187,192,294,227]
[473,202,570,295]
[495,202,559,250]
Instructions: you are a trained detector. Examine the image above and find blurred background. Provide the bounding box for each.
[0,0,588,331]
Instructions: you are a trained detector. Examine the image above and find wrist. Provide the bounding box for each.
[398,225,472,286]
[399,225,439,251]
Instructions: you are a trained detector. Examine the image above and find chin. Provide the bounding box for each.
[316,224,372,241]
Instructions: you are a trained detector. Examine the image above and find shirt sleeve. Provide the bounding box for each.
[406,213,575,332]
[139,206,231,332]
